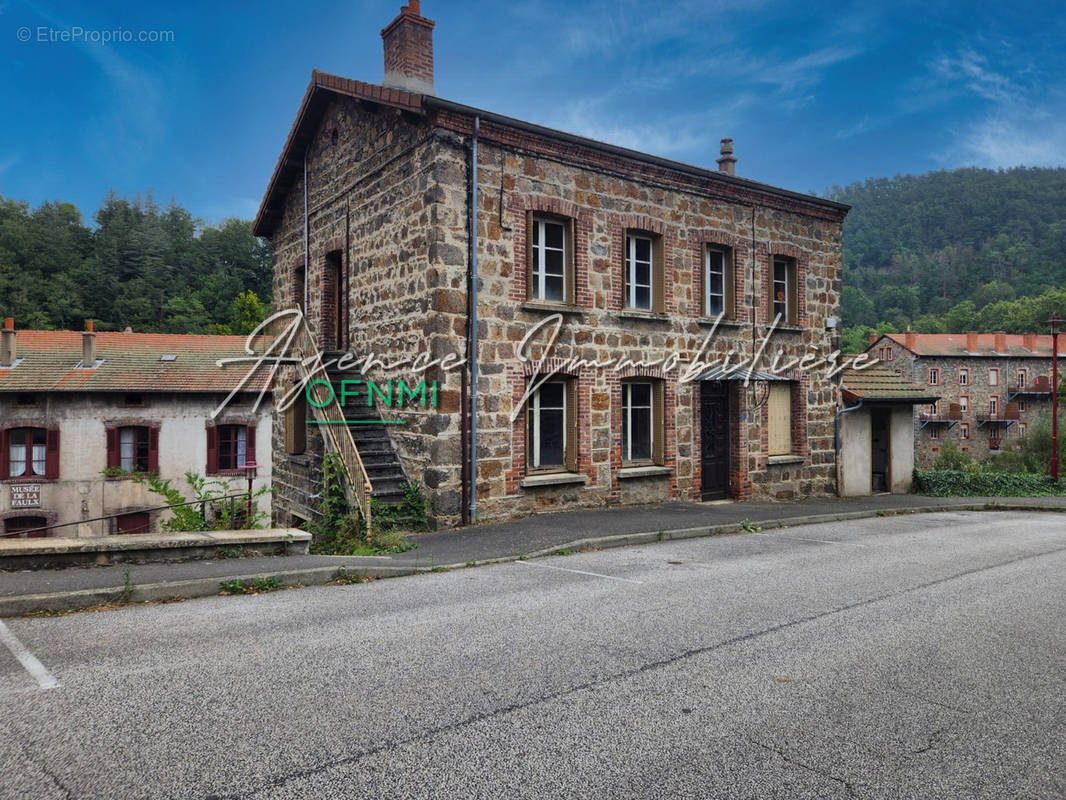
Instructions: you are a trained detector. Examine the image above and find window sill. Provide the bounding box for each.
[766,323,804,333]
[696,317,747,328]
[520,301,583,315]
[617,310,669,322]
[2,476,57,484]
[520,472,588,489]
[617,465,672,480]
[766,455,805,466]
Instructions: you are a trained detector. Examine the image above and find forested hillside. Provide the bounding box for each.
[829,167,1066,351]
[0,192,271,334]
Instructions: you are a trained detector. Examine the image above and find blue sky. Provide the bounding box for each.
[2,0,1064,227]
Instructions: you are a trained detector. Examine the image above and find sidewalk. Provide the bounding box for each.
[2,494,1064,615]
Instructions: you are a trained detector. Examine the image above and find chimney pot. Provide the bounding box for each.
[716,137,737,176]
[86,319,94,332]
[0,319,14,367]
[966,331,979,353]
[381,2,435,95]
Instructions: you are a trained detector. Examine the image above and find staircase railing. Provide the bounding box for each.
[288,316,373,532]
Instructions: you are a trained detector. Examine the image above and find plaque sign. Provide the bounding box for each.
[10,484,41,509]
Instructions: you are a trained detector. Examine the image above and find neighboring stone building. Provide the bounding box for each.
[867,331,1065,467]
[837,364,938,496]
[0,320,272,538]
[255,3,850,529]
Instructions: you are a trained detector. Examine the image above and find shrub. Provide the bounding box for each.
[913,469,1066,497]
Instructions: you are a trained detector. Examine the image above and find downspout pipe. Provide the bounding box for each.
[468,116,480,523]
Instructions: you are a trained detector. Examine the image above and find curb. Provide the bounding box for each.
[1,502,1061,616]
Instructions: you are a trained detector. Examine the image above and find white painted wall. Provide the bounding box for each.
[838,404,916,496]
[890,405,915,493]
[839,410,872,497]
[1,393,271,537]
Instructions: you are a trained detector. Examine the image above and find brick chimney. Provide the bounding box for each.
[905,330,916,351]
[717,138,736,176]
[994,331,1007,353]
[0,317,14,367]
[1023,332,1037,351]
[966,331,979,352]
[82,319,97,367]
[381,1,435,95]
[868,332,879,346]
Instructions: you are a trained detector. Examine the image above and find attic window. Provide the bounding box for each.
[121,393,147,408]
[15,393,38,407]
[160,354,177,362]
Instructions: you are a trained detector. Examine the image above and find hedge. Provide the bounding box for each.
[913,469,1066,497]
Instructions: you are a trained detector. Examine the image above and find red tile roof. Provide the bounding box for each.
[0,330,274,393]
[878,333,1066,358]
[840,363,938,405]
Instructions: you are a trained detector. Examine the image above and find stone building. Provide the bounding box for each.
[0,320,272,537]
[867,331,1065,467]
[254,3,850,529]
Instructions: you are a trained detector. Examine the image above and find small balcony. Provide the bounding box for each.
[1007,375,1052,401]
[919,402,962,430]
[977,401,1019,429]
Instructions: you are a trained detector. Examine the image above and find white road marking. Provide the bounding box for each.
[515,560,644,584]
[0,619,60,691]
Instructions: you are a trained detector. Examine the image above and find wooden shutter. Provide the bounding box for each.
[0,430,8,479]
[565,217,576,305]
[206,426,218,474]
[148,427,160,473]
[525,211,535,300]
[246,424,257,465]
[45,427,60,479]
[652,381,665,465]
[565,379,578,473]
[653,236,666,313]
[788,260,798,324]
[768,384,792,455]
[106,427,120,469]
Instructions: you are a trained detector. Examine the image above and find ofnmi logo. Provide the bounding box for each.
[304,378,438,425]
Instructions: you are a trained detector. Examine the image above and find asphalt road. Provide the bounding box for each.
[2,510,1065,799]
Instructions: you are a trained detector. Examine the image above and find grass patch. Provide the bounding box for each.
[220,576,284,595]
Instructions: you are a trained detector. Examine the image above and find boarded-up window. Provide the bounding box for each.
[767,383,792,455]
[285,392,307,455]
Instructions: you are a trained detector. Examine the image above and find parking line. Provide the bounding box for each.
[515,560,644,584]
[0,619,60,691]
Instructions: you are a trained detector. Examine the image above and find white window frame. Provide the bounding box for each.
[772,256,792,322]
[960,423,970,440]
[989,368,1000,387]
[531,217,567,303]
[989,396,999,417]
[529,381,566,470]
[625,233,654,310]
[705,247,728,318]
[928,368,940,386]
[958,368,969,386]
[621,382,654,463]
[1017,369,1027,387]
[959,395,970,413]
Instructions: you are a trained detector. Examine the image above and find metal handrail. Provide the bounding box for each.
[288,316,374,532]
[2,492,255,539]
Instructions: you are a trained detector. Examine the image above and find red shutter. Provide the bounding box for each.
[206,426,218,474]
[148,427,159,474]
[245,424,256,465]
[0,430,8,480]
[106,427,119,469]
[45,427,60,479]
